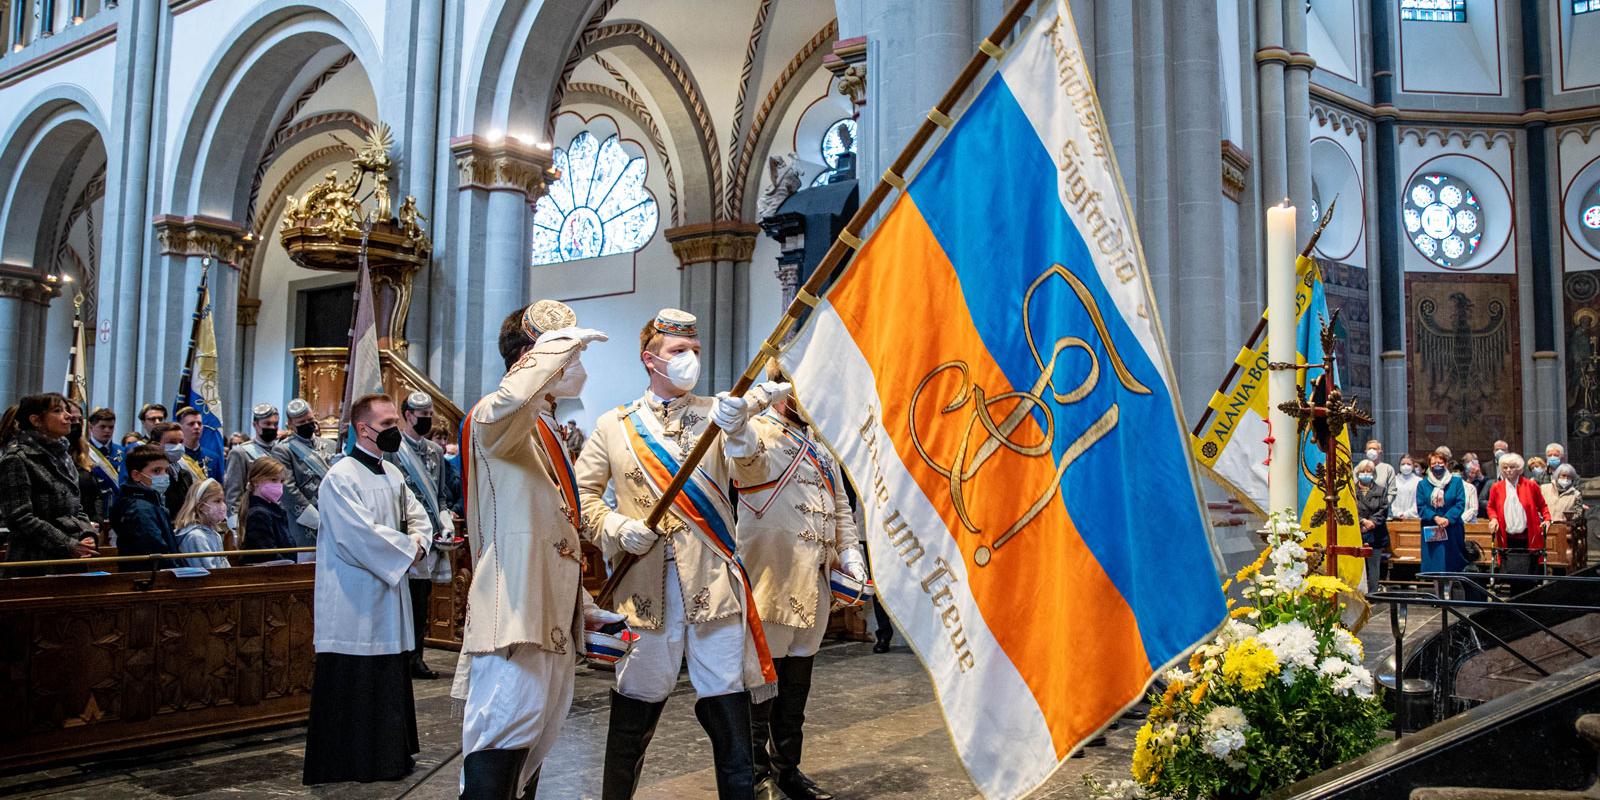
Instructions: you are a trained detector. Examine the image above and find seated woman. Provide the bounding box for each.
[238,458,294,564]
[1354,459,1390,594]
[175,478,231,570]
[1543,463,1586,524]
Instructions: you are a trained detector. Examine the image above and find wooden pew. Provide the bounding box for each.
[1388,518,1494,568]
[0,564,315,771]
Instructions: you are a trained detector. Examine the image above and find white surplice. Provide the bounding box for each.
[314,449,434,655]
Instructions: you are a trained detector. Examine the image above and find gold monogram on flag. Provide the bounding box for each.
[908,263,1149,566]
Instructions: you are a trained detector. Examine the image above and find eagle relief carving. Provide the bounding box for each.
[1415,291,1508,427]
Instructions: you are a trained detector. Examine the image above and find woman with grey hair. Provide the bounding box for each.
[1354,459,1390,593]
[1544,463,1585,523]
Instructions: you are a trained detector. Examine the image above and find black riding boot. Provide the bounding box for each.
[771,656,833,800]
[751,686,781,800]
[694,692,757,800]
[601,691,667,800]
[459,748,528,800]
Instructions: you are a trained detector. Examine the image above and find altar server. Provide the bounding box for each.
[302,393,433,786]
[575,308,784,800]
[454,301,621,799]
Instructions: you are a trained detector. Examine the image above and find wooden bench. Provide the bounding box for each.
[1388,519,1494,567]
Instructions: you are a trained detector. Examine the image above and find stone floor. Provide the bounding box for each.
[0,606,1413,800]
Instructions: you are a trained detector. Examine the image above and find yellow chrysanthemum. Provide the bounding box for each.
[1221,578,1233,592]
[1229,605,1257,619]
[1301,574,1353,598]
[1234,547,1272,583]
[1160,679,1185,707]
[1221,638,1280,691]
[1189,681,1209,705]
[1189,650,1204,672]
[1132,722,1161,783]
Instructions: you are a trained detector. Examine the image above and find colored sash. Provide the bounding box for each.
[86,442,119,486]
[535,413,582,533]
[619,404,778,687]
[179,454,207,482]
[460,414,475,516]
[394,438,443,527]
[736,414,837,517]
[283,436,330,481]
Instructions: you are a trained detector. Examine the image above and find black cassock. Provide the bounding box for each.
[301,650,419,783]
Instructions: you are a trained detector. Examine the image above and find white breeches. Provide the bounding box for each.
[760,571,829,658]
[459,644,575,793]
[616,566,745,702]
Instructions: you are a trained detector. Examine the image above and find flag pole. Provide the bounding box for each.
[1188,197,1339,437]
[174,258,213,409]
[598,0,1039,607]
[339,216,376,449]
[66,287,87,407]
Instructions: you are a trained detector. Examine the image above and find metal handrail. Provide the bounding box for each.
[1371,581,1600,738]
[5,547,315,569]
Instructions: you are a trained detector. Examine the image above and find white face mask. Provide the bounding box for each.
[546,359,587,399]
[1558,478,1573,490]
[1400,464,1414,476]
[650,350,700,392]
[1365,449,1379,462]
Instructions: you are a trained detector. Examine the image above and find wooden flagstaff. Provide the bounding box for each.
[1189,197,1339,438]
[597,0,1040,608]
[173,257,213,407]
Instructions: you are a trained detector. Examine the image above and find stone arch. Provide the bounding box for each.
[464,0,609,142]
[165,1,383,222]
[0,92,109,271]
[569,22,721,223]
[728,19,838,221]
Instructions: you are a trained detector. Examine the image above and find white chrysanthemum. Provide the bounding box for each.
[1165,668,1196,685]
[1333,626,1363,661]
[1259,620,1318,671]
[1155,723,1179,747]
[1203,727,1248,761]
[1347,665,1375,697]
[1203,705,1249,733]
[1219,619,1259,645]
[1096,779,1147,800]
[1271,540,1306,566]
[1318,657,1355,678]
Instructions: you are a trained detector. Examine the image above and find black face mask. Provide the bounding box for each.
[259,426,279,443]
[375,426,403,453]
[68,422,84,441]
[295,422,317,440]
[412,417,434,437]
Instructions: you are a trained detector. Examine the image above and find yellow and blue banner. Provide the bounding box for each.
[1192,256,1364,588]
[174,270,225,482]
[781,4,1225,797]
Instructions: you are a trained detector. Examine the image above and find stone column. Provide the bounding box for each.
[236,297,260,431]
[448,136,553,400]
[1370,0,1406,450]
[1519,2,1561,448]
[386,0,445,365]
[1166,0,1228,417]
[0,271,62,403]
[1254,1,1288,212]
[98,0,159,422]
[152,215,251,418]
[1282,0,1314,243]
[666,222,761,393]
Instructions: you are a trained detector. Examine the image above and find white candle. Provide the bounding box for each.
[1266,203,1299,518]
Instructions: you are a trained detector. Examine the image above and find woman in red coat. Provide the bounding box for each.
[1485,452,1550,554]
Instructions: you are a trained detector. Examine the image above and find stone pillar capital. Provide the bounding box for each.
[450,136,557,201]
[151,214,255,265]
[665,221,762,267]
[824,36,868,107]
[0,266,65,305]
[236,297,261,328]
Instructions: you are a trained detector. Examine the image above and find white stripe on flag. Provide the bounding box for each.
[782,303,1059,799]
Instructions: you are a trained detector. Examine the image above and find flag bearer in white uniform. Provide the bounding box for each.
[734,368,864,800]
[574,308,787,800]
[454,301,622,799]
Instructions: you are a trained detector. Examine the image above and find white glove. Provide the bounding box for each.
[537,326,609,349]
[617,518,658,555]
[840,547,868,582]
[583,606,627,631]
[712,392,753,434]
[744,381,794,416]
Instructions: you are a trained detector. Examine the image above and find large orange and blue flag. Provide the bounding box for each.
[780,3,1226,797]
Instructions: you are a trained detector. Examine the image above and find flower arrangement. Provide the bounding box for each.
[1095,511,1389,800]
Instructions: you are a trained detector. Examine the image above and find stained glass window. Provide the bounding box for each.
[811,118,858,187]
[1400,0,1466,22]
[531,131,658,265]
[1404,172,1483,268]
[1575,0,1600,15]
